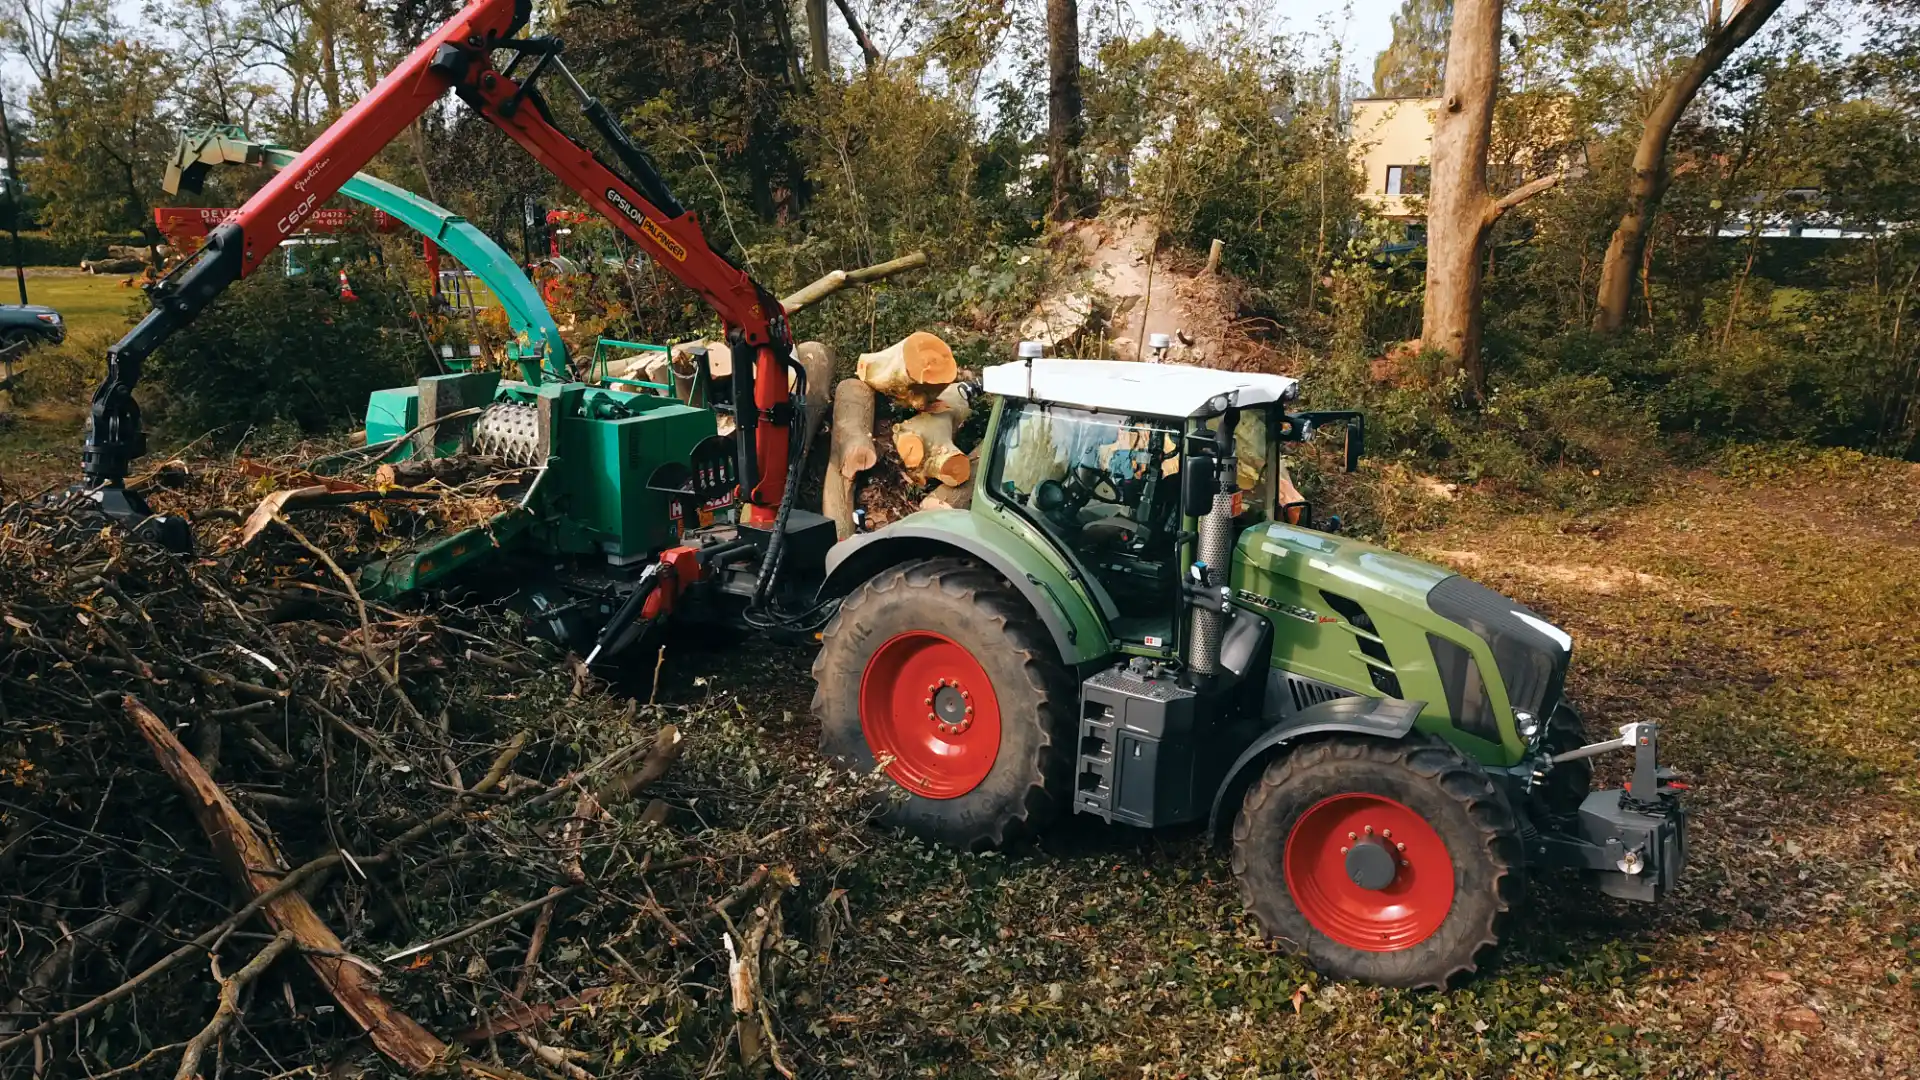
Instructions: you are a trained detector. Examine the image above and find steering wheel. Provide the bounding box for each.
[1034,465,1102,528]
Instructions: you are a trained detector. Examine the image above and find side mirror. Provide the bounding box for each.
[1283,410,1365,473]
[1182,454,1216,517]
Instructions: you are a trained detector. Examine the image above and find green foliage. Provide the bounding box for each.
[147,256,429,436]
[0,230,149,266]
[1373,0,1452,96]
[25,37,178,242]
[1091,25,1361,317]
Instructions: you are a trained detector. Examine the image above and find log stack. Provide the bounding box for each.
[818,330,977,538]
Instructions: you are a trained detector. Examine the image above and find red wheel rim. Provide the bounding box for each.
[1284,793,1455,951]
[858,631,1002,799]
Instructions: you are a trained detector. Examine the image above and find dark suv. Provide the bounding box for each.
[0,304,64,347]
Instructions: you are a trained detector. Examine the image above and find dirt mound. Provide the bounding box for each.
[1019,216,1280,373]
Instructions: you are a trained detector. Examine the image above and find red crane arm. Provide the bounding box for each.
[86,0,795,528]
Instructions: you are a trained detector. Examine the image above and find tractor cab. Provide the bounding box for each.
[977,358,1356,653]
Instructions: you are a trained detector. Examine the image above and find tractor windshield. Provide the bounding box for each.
[988,401,1183,645]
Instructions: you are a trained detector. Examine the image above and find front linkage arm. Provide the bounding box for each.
[80,0,799,546]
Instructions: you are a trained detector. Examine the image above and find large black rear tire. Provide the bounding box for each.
[812,557,1074,851]
[1230,736,1523,989]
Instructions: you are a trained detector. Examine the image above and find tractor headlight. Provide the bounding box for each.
[1515,710,1542,746]
[35,312,59,325]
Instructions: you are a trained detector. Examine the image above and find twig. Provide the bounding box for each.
[514,1034,595,1080]
[173,931,297,1080]
[0,862,327,1054]
[299,406,485,471]
[515,885,563,998]
[91,1041,190,1080]
[272,513,432,740]
[0,886,152,1037]
[383,886,580,964]
[464,649,536,677]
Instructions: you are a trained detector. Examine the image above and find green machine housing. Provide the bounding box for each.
[360,372,716,599]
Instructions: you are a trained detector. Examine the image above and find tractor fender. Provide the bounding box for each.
[1207,695,1428,837]
[818,511,1110,666]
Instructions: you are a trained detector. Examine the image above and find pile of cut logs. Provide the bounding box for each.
[600,324,977,539]
[825,330,975,538]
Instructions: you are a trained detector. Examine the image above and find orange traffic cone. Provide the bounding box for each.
[338,269,359,301]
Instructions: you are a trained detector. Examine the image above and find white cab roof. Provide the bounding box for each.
[982,358,1298,418]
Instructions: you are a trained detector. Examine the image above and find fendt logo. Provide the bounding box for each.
[605,188,687,261]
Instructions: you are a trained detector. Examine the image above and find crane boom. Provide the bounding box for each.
[84,0,795,539]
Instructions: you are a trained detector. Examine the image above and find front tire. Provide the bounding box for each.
[1231,736,1523,988]
[1537,702,1593,819]
[812,558,1075,851]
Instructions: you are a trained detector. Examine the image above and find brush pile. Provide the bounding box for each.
[0,460,881,1080]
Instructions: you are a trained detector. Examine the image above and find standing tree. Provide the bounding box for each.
[28,36,177,243]
[1591,0,1787,333]
[1046,0,1081,220]
[1421,0,1560,392]
[806,0,831,80]
[1374,0,1452,97]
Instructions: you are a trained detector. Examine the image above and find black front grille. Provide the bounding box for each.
[1428,632,1501,743]
[1428,575,1569,718]
[1321,591,1403,698]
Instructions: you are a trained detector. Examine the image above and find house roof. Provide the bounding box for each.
[981,359,1298,418]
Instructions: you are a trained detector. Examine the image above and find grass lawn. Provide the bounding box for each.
[12,267,145,338]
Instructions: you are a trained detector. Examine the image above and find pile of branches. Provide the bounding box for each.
[0,462,879,1079]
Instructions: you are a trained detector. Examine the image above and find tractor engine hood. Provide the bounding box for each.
[1235,523,1573,756]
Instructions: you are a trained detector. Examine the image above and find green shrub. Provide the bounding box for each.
[3,230,152,267]
[10,326,115,407]
[147,261,430,436]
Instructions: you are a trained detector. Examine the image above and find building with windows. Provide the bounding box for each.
[1350,97,1438,222]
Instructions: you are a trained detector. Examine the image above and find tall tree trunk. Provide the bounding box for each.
[1421,0,1560,394]
[830,0,881,69]
[806,0,831,81]
[1046,0,1082,221]
[768,0,802,89]
[1592,0,1787,334]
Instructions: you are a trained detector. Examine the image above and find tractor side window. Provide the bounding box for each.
[990,401,1183,645]
[1199,410,1273,523]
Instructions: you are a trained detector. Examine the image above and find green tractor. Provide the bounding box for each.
[811,352,1687,988]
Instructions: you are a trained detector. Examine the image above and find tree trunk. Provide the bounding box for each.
[1420,0,1563,393]
[806,0,831,81]
[1592,0,1787,334]
[856,331,956,406]
[920,479,973,511]
[796,341,836,450]
[1046,0,1082,221]
[830,0,881,69]
[825,377,876,539]
[1420,0,1503,391]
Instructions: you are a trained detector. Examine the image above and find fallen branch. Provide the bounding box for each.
[122,695,450,1073]
[0,854,340,1055]
[0,885,152,1037]
[173,931,297,1080]
[780,251,927,314]
[451,989,607,1043]
[238,486,436,547]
